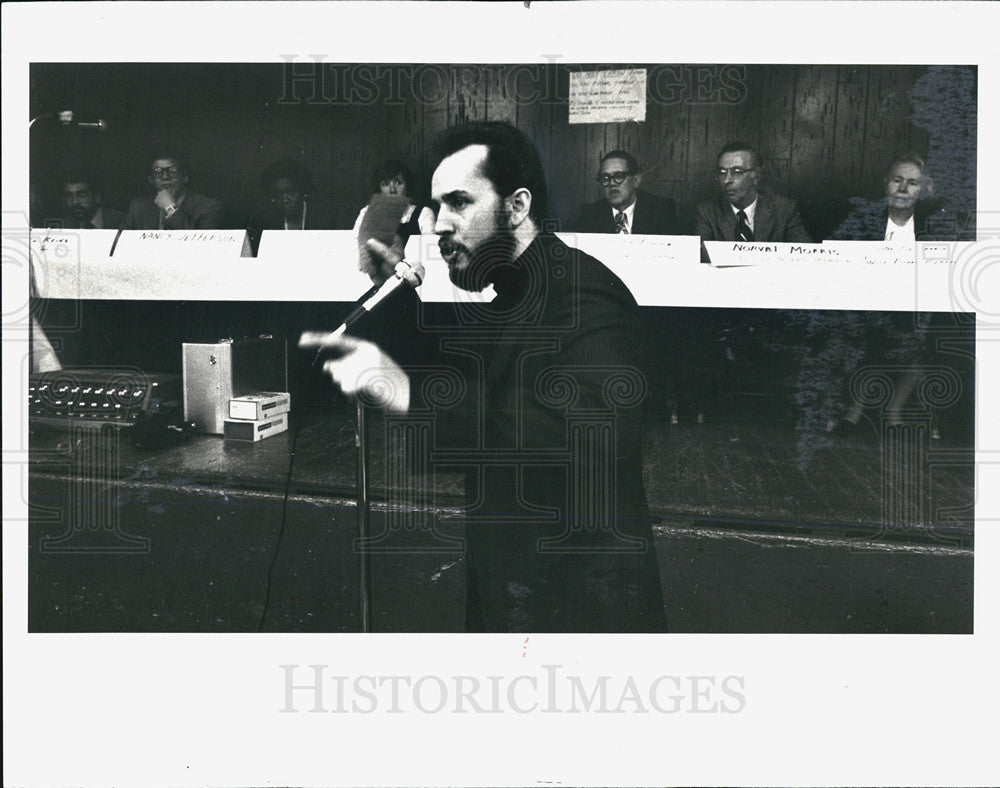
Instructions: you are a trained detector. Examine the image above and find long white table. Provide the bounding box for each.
[28,228,991,312]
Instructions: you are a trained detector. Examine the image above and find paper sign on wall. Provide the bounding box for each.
[569,69,647,124]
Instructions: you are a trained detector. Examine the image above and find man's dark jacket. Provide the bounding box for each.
[121,191,223,230]
[573,190,680,235]
[402,232,666,633]
[695,190,813,243]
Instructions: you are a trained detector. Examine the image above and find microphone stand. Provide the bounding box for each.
[355,398,372,633]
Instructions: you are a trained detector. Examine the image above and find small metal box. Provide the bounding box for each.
[182,337,286,434]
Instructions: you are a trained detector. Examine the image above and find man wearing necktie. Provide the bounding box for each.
[695,142,812,250]
[572,150,679,235]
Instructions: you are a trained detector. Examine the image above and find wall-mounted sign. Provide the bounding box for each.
[569,68,647,124]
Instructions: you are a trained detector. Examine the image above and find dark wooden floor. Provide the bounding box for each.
[28,407,973,633]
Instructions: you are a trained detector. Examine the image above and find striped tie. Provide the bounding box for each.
[735,209,753,242]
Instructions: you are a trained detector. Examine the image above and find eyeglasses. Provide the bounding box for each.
[597,171,634,186]
[150,166,182,177]
[716,167,756,181]
[380,177,406,190]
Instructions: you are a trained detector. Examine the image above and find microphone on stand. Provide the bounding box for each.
[57,111,107,130]
[304,256,425,370]
[303,192,424,366]
[29,111,108,130]
[329,258,425,342]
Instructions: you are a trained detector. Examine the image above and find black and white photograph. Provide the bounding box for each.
[4,2,999,786]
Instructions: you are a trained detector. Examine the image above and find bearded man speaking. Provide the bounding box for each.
[301,122,666,633]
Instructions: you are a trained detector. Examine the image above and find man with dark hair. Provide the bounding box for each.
[301,121,666,633]
[696,142,812,244]
[59,174,123,229]
[573,150,680,235]
[121,150,223,230]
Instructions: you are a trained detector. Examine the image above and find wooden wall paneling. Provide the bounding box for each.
[832,65,870,199]
[686,99,726,209]
[418,66,451,205]
[903,66,932,155]
[789,65,839,237]
[758,66,796,195]
[861,65,915,197]
[449,64,487,126]
[584,122,611,203]
[642,90,691,207]
[517,65,558,225]
[485,65,517,123]
[545,107,589,226]
[390,67,426,202]
[789,65,838,184]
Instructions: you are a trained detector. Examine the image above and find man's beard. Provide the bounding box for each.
[445,215,517,293]
[68,206,94,224]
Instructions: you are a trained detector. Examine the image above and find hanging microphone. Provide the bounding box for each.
[329,259,425,342]
[29,111,107,130]
[55,111,108,130]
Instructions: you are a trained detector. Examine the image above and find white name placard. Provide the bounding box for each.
[704,240,844,267]
[112,229,251,260]
[29,229,117,299]
[556,232,702,304]
[256,230,375,301]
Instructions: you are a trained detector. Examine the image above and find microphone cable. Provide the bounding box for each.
[257,337,353,632]
[256,408,303,632]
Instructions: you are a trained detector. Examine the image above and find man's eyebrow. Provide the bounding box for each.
[440,190,471,203]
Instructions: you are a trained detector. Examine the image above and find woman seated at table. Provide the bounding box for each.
[352,159,436,243]
[830,152,971,242]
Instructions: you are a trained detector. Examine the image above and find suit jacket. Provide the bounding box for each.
[399,232,666,633]
[695,190,813,243]
[121,190,223,230]
[573,190,680,235]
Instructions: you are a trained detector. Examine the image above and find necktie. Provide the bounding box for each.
[735,209,753,242]
[615,212,628,234]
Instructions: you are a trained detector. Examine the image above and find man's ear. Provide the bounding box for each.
[633,172,643,188]
[507,188,532,227]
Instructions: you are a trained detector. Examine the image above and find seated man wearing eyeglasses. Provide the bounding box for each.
[571,150,680,235]
[695,142,812,245]
[121,149,223,230]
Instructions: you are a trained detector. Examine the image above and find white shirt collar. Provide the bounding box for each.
[612,197,637,230]
[885,213,915,242]
[731,197,758,229]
